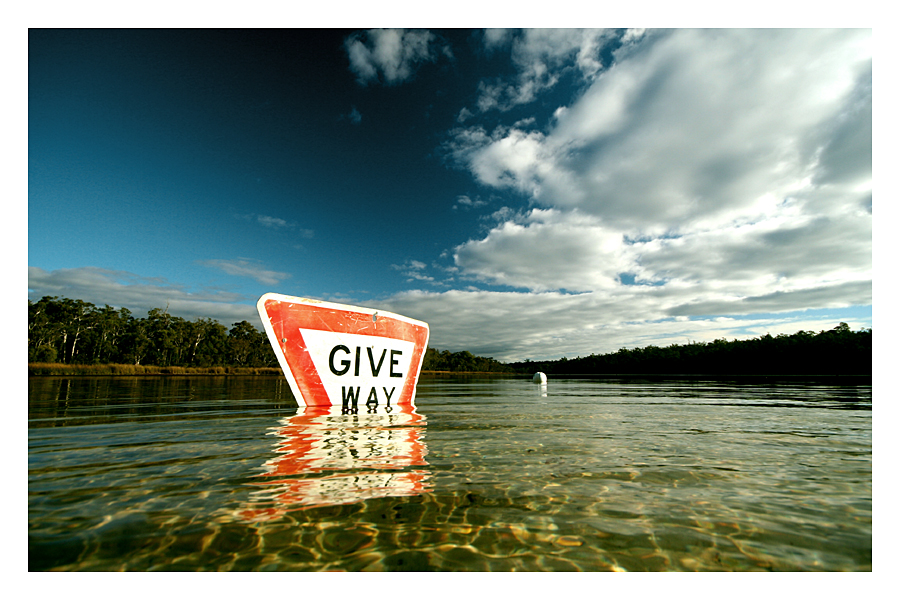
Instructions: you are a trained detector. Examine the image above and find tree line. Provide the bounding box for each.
[28,296,872,376]
[26,295,513,372]
[28,296,278,368]
[509,323,872,376]
[421,347,514,373]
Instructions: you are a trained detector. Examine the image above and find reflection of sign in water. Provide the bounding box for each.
[236,405,429,522]
[257,293,429,407]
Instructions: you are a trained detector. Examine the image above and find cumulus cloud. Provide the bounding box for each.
[444,125,549,195]
[450,30,871,276]
[28,266,258,325]
[460,29,872,231]
[482,28,513,53]
[407,29,872,360]
[455,209,631,292]
[345,29,452,86]
[474,28,614,112]
[198,259,291,286]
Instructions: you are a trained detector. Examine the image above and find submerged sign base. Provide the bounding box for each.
[257,293,429,408]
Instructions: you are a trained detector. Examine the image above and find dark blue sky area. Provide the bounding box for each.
[29,29,521,297]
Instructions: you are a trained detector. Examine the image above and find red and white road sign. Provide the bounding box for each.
[257,293,430,408]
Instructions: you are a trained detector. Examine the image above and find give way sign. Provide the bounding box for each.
[257,293,430,408]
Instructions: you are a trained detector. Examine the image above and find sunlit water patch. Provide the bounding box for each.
[28,375,871,571]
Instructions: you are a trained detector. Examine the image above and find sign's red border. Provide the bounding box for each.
[257,293,430,407]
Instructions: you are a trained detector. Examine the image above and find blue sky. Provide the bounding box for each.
[28,26,873,362]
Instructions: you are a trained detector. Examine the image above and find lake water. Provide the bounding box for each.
[28,374,871,571]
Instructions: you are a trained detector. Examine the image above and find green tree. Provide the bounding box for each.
[186,318,229,366]
[228,321,259,366]
[28,297,60,362]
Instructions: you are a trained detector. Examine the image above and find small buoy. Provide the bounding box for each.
[533,372,547,384]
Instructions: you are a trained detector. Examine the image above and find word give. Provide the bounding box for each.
[328,344,404,378]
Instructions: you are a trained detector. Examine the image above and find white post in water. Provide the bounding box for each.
[533,372,547,384]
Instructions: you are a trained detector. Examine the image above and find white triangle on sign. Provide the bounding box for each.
[257,293,429,408]
[301,329,415,409]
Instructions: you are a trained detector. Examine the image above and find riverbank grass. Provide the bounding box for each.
[28,363,284,376]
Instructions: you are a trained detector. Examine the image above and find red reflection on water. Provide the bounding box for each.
[235,404,429,522]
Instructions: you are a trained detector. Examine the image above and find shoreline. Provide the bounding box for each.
[27,363,283,376]
[27,363,870,384]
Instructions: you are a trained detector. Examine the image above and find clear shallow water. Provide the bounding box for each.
[28,375,871,571]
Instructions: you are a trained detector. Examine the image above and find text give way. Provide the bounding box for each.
[302,329,415,407]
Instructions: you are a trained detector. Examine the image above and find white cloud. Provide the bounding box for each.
[445,125,549,195]
[28,266,258,325]
[453,194,487,210]
[460,30,871,230]
[381,287,870,363]
[454,209,631,292]
[405,29,872,361]
[474,28,615,112]
[198,259,291,286]
[482,28,513,53]
[621,29,645,44]
[391,260,437,284]
[451,30,871,276]
[345,29,451,86]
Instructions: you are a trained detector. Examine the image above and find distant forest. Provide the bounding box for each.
[509,322,872,376]
[28,296,870,376]
[421,347,514,373]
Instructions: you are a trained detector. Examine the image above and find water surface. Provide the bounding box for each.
[28,375,871,571]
